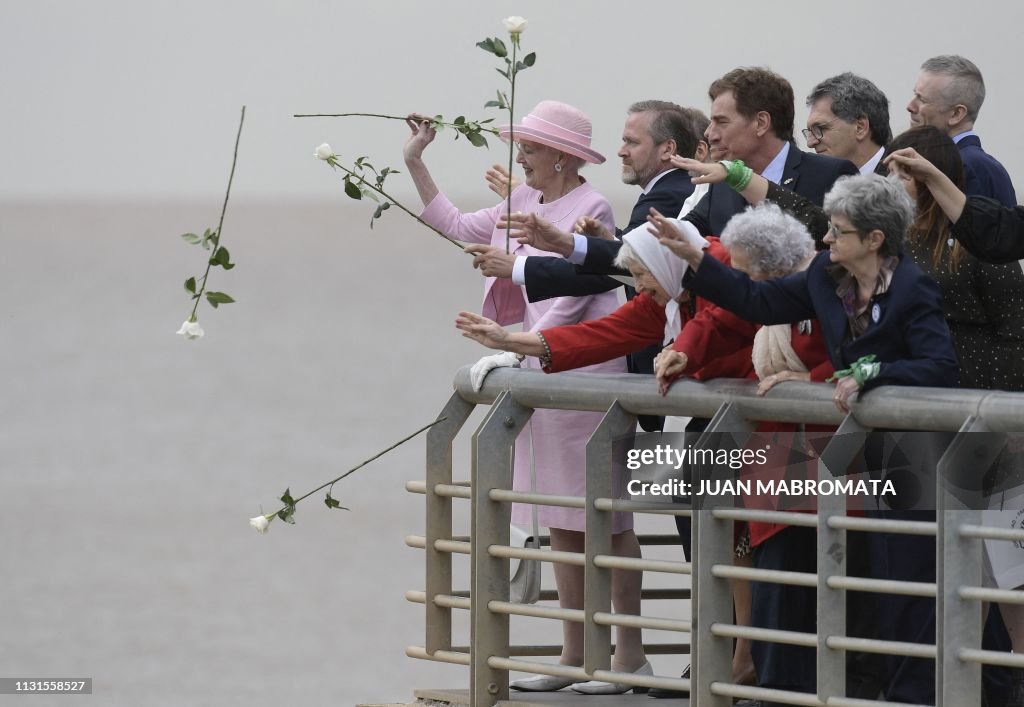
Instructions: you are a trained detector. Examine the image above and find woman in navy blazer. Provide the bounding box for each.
[649,174,959,411]
[650,174,959,704]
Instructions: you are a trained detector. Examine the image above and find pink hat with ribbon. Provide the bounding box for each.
[499,100,605,164]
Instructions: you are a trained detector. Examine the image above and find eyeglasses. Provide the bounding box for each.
[802,119,838,142]
[828,222,860,239]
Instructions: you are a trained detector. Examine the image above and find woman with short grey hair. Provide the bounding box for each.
[650,173,953,408]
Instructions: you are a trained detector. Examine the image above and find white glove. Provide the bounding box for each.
[470,351,522,392]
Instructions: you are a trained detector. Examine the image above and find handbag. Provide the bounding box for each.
[509,421,542,604]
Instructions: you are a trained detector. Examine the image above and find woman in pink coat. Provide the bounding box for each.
[404,101,646,693]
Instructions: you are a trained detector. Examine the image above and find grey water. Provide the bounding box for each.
[0,200,687,707]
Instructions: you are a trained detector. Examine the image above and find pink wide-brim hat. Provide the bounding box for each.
[499,100,606,164]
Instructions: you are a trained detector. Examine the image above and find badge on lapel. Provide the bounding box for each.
[783,177,794,186]
[871,302,881,323]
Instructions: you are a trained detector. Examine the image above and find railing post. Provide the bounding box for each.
[425,393,476,654]
[583,401,637,674]
[471,390,532,707]
[937,416,994,707]
[693,402,754,706]
[816,414,869,702]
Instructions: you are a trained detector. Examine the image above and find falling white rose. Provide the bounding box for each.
[315,143,335,161]
[177,318,204,340]
[250,515,272,534]
[503,16,527,35]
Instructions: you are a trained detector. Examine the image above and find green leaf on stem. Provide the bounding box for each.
[522,52,536,67]
[181,232,201,245]
[495,67,510,80]
[211,246,234,270]
[492,37,507,57]
[370,201,391,227]
[324,493,349,511]
[454,115,465,125]
[344,179,362,200]
[280,488,296,506]
[466,131,487,148]
[184,277,196,294]
[206,291,235,308]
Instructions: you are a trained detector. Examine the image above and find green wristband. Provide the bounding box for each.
[721,159,754,191]
[826,354,881,388]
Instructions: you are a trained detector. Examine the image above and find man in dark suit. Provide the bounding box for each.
[908,55,1016,206]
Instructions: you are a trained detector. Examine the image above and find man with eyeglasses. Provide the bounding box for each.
[804,73,892,176]
[908,55,1016,206]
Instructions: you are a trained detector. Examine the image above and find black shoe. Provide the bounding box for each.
[647,664,689,699]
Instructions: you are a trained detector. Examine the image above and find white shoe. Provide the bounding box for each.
[571,661,653,695]
[510,673,580,692]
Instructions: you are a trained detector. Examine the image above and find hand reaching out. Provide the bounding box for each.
[574,216,613,240]
[496,211,575,257]
[670,155,728,184]
[403,113,437,162]
[465,244,516,278]
[455,311,510,350]
[646,208,705,266]
[484,164,521,199]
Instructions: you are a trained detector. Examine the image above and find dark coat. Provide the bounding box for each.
[683,250,959,391]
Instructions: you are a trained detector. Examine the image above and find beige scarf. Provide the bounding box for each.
[753,255,816,380]
[752,322,811,380]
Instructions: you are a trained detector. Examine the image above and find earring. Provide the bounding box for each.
[554,163,562,173]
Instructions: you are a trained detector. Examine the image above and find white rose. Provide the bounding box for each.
[177,318,204,340]
[503,16,527,35]
[249,514,271,534]
[315,143,335,161]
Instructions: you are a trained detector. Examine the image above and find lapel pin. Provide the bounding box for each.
[871,302,881,323]
[783,177,794,185]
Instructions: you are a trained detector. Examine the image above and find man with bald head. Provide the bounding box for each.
[908,55,1016,206]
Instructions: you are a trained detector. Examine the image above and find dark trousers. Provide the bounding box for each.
[750,525,818,695]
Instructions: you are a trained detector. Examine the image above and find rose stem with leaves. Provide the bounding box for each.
[294,112,498,136]
[505,37,517,254]
[189,106,245,319]
[272,416,448,517]
[327,156,465,251]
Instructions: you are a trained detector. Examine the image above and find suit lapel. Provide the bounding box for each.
[780,141,802,192]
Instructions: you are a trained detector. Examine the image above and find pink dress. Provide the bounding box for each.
[422,181,630,532]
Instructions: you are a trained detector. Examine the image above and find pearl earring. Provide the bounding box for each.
[554,163,562,172]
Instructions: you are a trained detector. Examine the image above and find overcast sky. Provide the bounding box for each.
[4,0,1023,203]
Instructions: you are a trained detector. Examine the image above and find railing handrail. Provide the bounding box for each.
[453,365,1024,432]
[408,366,1024,707]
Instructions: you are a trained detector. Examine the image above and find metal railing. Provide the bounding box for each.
[405,365,1024,707]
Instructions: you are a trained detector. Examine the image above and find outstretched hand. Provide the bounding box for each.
[574,216,613,240]
[670,155,728,184]
[465,244,516,278]
[497,211,575,257]
[455,311,510,350]
[403,113,437,162]
[646,208,705,266]
[485,164,520,199]
[883,147,942,185]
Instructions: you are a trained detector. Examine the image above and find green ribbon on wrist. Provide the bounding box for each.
[720,159,754,192]
[826,354,881,388]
